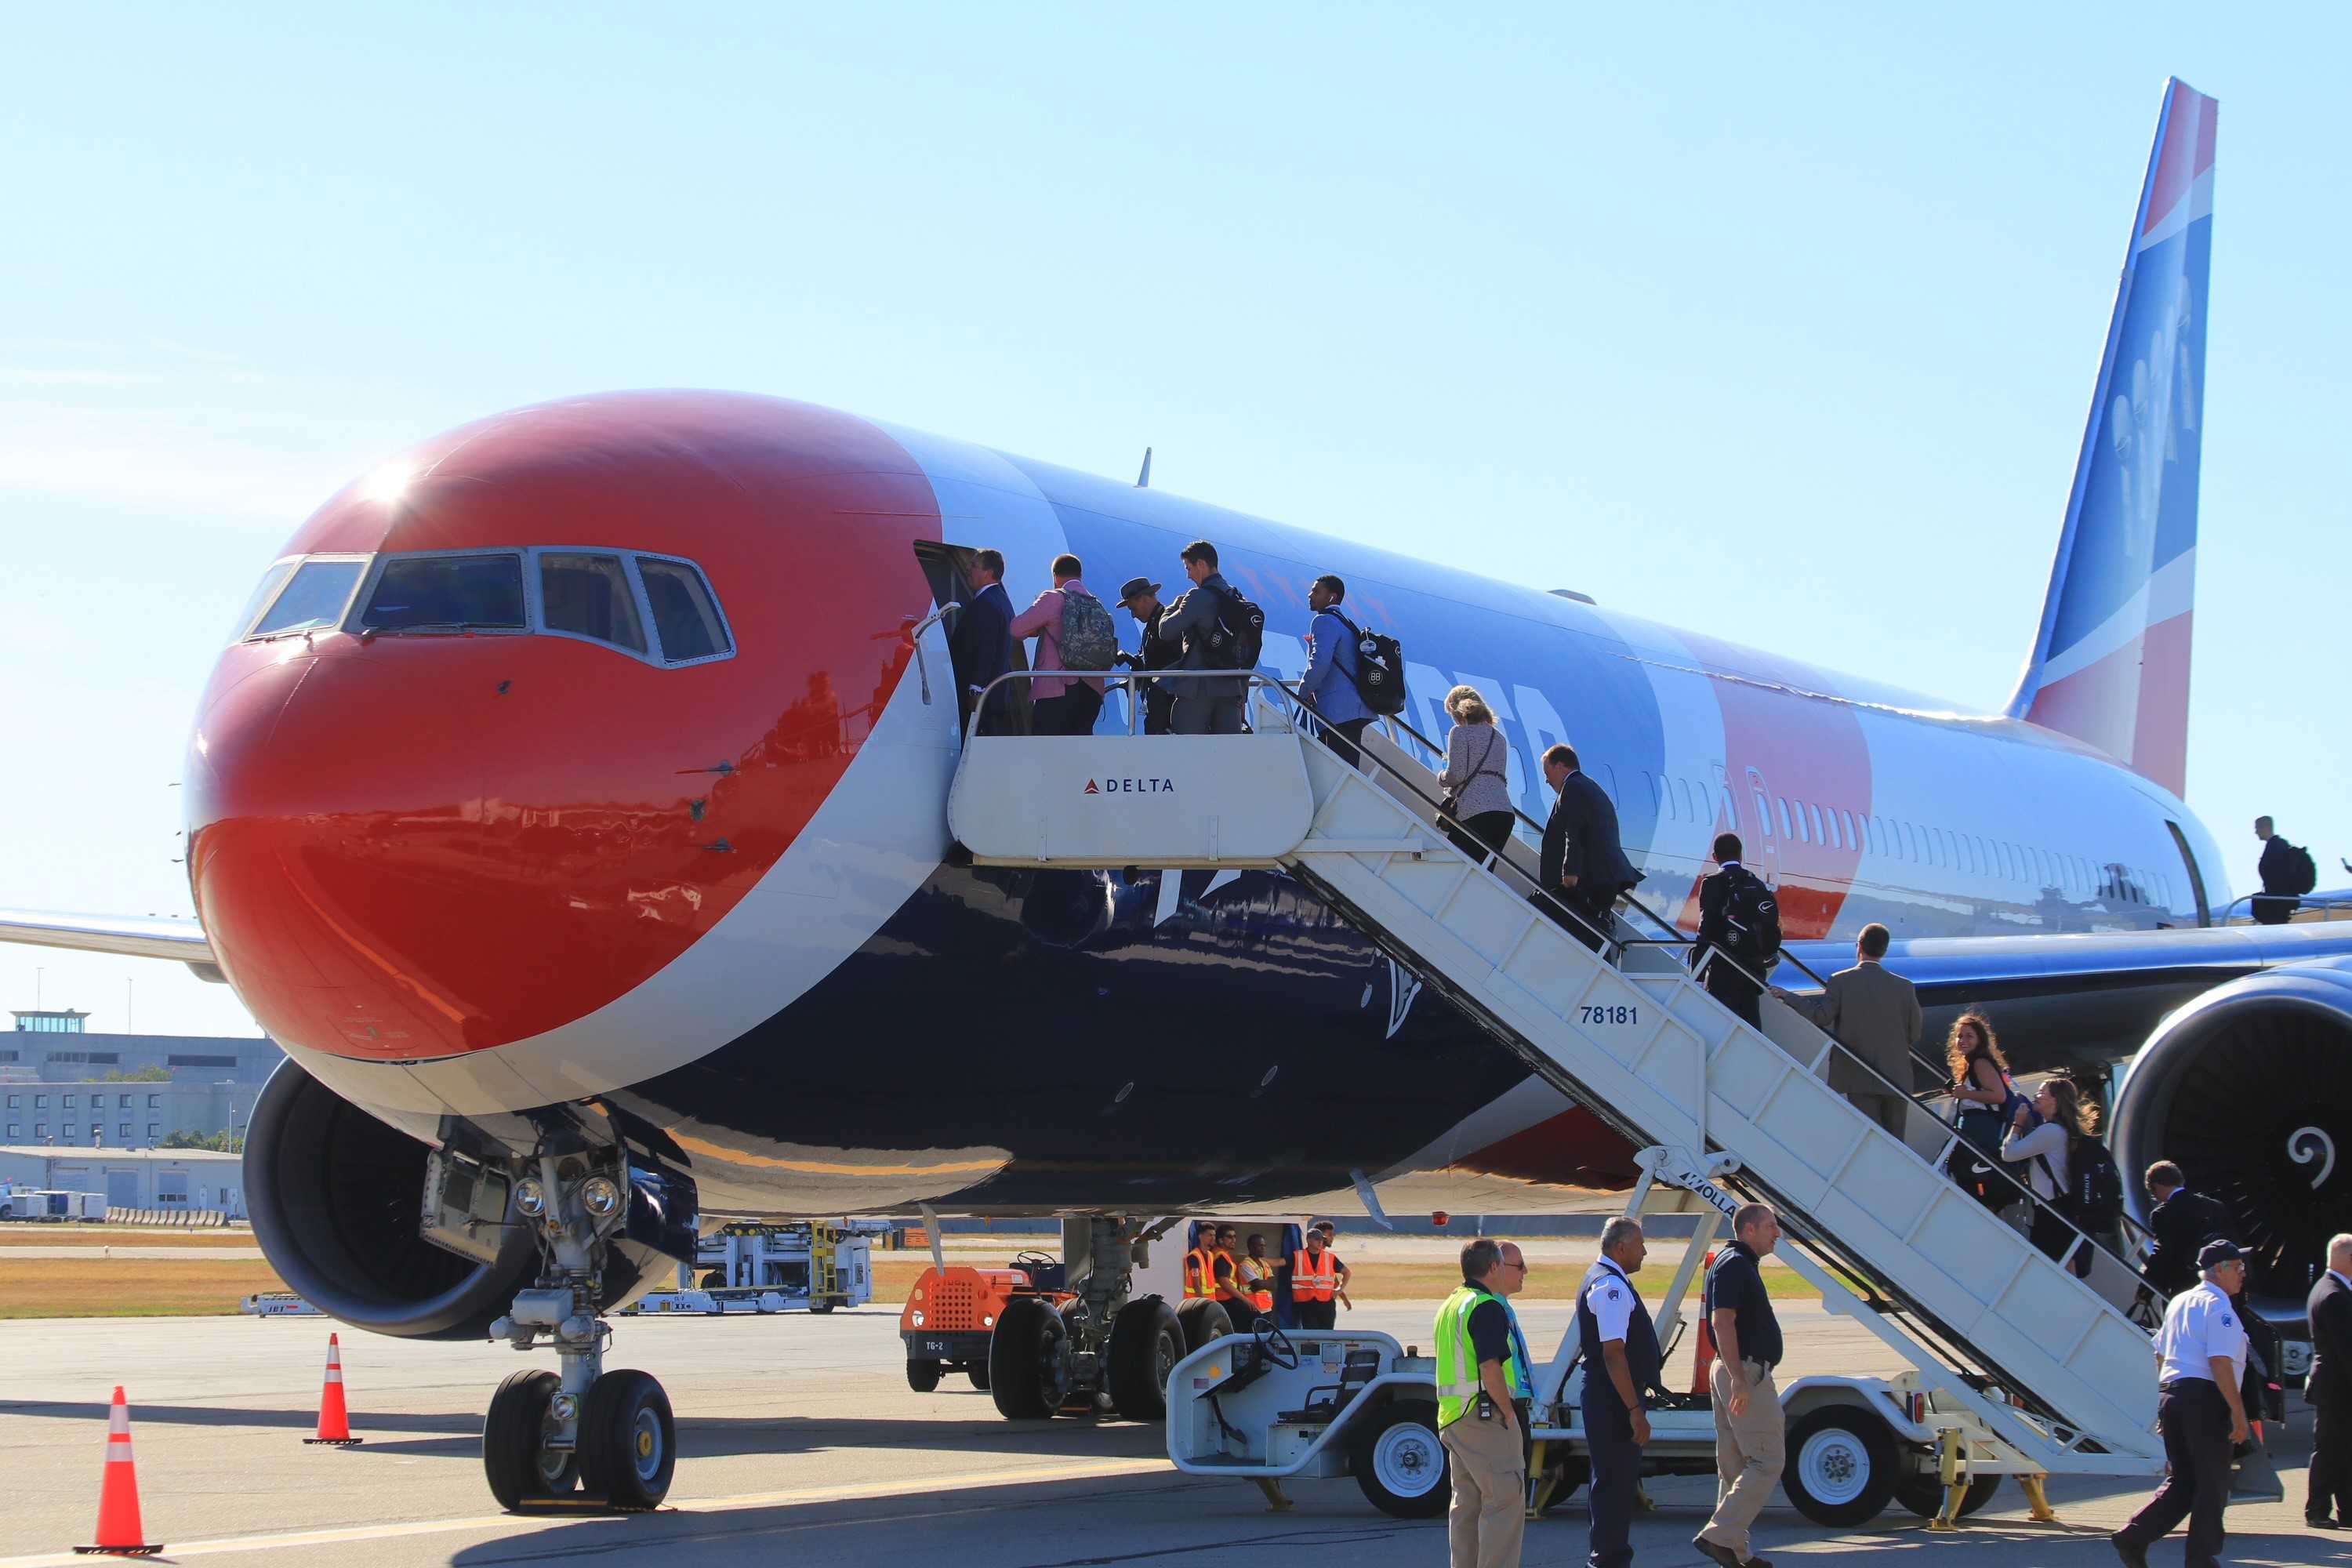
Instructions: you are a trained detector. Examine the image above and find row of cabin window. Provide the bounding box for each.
[243,551,731,665]
[1634,768,2165,909]
[5,1123,162,1142]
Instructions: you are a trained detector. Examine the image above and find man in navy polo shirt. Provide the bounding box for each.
[1696,1203,1785,1568]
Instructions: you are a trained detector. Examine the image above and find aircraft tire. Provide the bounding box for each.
[1106,1297,1182,1421]
[482,1369,578,1512]
[988,1295,1072,1420]
[578,1368,677,1510]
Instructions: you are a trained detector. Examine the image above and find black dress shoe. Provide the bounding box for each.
[2111,1533,2151,1568]
[2307,1515,2343,1530]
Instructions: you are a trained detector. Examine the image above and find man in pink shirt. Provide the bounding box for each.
[1008,553,1112,736]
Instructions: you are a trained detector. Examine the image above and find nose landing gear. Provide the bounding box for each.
[480,1153,683,1513]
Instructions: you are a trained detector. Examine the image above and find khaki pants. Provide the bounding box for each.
[1702,1359,1785,1559]
[1441,1410,1525,1568]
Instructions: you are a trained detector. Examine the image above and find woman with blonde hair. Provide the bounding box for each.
[2002,1075,2101,1276]
[1437,684,1515,861]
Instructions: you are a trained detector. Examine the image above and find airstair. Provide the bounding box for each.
[949,679,2165,1475]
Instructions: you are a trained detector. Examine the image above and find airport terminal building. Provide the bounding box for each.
[2,1011,283,1149]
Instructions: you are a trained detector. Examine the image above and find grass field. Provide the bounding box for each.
[0,1239,1824,1319]
[0,1258,290,1319]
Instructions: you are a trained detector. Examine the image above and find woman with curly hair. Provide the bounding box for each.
[1944,1014,2020,1210]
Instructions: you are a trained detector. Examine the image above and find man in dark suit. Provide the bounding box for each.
[2141,1162,2234,1298]
[1694,832,1777,1028]
[947,548,1018,735]
[2309,1233,2352,1529]
[1537,742,1637,952]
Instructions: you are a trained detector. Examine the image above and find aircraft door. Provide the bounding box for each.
[2165,820,2211,927]
[911,541,1031,740]
[1744,766,1782,889]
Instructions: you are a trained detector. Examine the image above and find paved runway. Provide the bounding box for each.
[1,1304,2336,1566]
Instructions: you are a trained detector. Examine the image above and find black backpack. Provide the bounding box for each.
[1719,868,1780,962]
[1200,583,1265,673]
[2063,1137,2126,1229]
[1329,610,1407,717]
[2279,840,2318,895]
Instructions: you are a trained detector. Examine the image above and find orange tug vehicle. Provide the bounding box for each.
[899,1221,1308,1421]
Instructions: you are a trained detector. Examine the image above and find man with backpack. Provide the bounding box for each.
[1157,540,1262,735]
[1007,554,1115,736]
[1694,833,1778,1028]
[2255,816,2316,924]
[1298,574,1377,766]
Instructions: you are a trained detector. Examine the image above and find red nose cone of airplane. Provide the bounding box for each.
[186,393,938,1062]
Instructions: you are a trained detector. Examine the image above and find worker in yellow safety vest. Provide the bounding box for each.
[1435,1239,1532,1568]
[1236,1232,1277,1321]
[1292,1229,1341,1330]
[1182,1221,1229,1301]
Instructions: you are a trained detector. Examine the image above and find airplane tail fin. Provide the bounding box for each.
[2007,78,2216,797]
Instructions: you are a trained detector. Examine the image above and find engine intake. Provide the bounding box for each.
[2111,956,2352,1300]
[244,1063,678,1338]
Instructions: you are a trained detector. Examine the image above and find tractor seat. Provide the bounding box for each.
[1272,1348,1383,1425]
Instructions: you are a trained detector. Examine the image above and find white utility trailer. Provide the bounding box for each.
[621,1221,881,1316]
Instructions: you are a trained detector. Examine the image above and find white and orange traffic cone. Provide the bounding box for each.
[74,1385,162,1556]
[303,1333,362,1446]
[1688,1250,1718,1396]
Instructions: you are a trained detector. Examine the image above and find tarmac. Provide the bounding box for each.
[1,1298,2339,1568]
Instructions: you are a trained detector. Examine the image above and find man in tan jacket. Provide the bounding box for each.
[1773,923,1922,1140]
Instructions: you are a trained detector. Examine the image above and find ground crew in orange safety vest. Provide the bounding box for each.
[1214,1225,1245,1307]
[1236,1232,1278,1322]
[1184,1222,1235,1302]
[1293,1229,1341,1330]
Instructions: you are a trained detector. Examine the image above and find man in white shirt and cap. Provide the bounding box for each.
[2112,1239,2254,1568]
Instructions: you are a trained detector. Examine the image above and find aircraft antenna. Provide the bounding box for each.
[1135,447,1152,488]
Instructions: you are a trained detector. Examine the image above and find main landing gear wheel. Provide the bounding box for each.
[1106,1298,1183,1421]
[578,1369,676,1511]
[906,1359,944,1392]
[1895,1472,2001,1519]
[988,1294,1073,1420]
[1783,1406,1898,1526]
[483,1370,579,1512]
[1351,1403,1450,1519]
[1174,1298,1233,1354]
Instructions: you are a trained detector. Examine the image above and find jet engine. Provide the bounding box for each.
[243,1063,673,1338]
[2110,954,2352,1299]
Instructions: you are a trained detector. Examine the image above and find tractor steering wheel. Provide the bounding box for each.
[1254,1319,1301,1370]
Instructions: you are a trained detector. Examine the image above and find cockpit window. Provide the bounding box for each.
[251,559,366,637]
[539,553,645,654]
[637,557,731,663]
[228,559,297,642]
[358,554,526,633]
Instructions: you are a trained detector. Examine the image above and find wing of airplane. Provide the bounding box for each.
[0,909,222,981]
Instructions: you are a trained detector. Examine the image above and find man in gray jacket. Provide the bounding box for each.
[1156,539,1247,735]
[1774,923,1922,1139]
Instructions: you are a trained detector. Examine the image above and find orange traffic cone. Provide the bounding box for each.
[1689,1250,1718,1396]
[303,1333,363,1446]
[74,1385,162,1556]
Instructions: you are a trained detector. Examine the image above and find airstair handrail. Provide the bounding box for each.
[1285,688,2165,1317]
[2216,889,2352,923]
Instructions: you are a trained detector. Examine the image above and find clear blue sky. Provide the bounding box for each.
[5,6,2345,1036]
